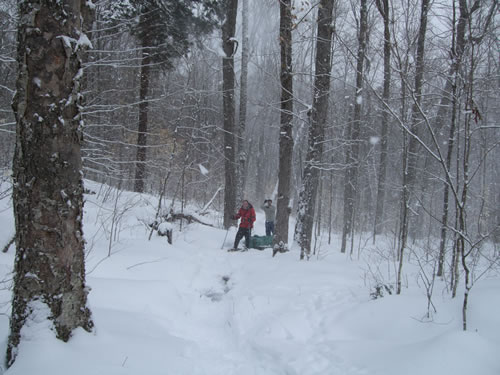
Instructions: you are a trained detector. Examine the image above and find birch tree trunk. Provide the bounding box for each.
[295,0,335,260]
[341,0,367,254]
[274,0,294,251]
[7,0,94,366]
[222,0,239,229]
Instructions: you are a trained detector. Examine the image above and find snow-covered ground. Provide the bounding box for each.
[0,181,498,374]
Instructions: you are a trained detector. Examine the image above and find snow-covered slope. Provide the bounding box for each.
[0,182,498,374]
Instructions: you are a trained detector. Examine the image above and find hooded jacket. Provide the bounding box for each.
[234,203,256,229]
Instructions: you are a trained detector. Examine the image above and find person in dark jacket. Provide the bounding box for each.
[231,200,256,250]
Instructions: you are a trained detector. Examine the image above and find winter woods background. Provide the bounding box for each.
[0,0,499,359]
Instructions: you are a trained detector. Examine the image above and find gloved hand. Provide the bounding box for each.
[247,218,253,223]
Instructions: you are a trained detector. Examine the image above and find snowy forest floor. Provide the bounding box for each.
[0,181,499,375]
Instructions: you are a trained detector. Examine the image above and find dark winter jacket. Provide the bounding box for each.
[234,204,256,229]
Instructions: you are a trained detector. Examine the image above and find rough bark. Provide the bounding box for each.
[341,0,367,253]
[274,0,294,250]
[295,0,335,260]
[405,0,430,209]
[373,0,391,241]
[7,0,94,366]
[222,0,238,229]
[237,0,249,203]
[134,45,151,193]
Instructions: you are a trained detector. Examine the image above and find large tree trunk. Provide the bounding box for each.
[7,0,94,366]
[237,0,249,203]
[341,0,367,254]
[222,0,238,229]
[295,0,335,260]
[134,45,151,193]
[373,0,391,241]
[274,0,294,250]
[397,0,431,294]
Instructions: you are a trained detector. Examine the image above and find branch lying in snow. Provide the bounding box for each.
[149,212,215,245]
[126,257,169,270]
[167,213,214,227]
[150,212,214,230]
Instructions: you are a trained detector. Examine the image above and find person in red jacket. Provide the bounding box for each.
[231,200,256,250]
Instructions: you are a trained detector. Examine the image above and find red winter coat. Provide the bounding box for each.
[234,204,256,229]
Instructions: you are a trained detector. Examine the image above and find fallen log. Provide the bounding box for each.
[167,212,214,227]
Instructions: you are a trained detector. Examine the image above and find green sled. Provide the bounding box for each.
[249,235,273,250]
